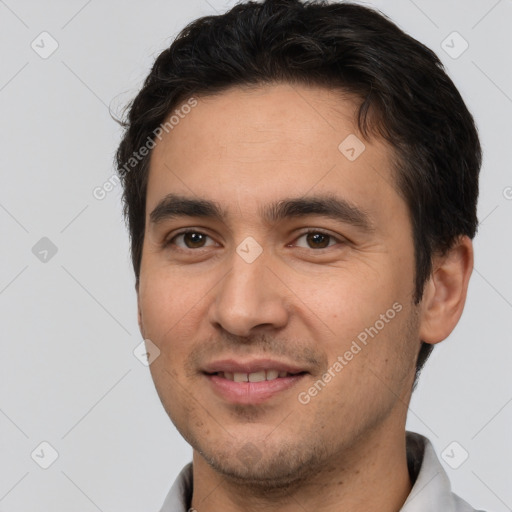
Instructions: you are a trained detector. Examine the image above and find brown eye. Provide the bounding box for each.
[184,232,206,248]
[294,230,339,249]
[306,232,331,248]
[168,231,216,249]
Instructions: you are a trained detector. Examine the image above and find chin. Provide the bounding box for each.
[198,439,329,493]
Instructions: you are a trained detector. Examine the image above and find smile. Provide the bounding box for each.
[214,370,299,382]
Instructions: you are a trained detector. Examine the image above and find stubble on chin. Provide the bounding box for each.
[193,431,335,496]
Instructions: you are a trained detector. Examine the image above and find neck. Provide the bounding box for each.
[190,425,412,512]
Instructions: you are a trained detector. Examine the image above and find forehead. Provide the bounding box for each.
[146,83,402,226]
[152,83,365,164]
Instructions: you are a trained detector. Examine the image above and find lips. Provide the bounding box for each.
[202,358,307,376]
[202,358,308,404]
[218,370,293,382]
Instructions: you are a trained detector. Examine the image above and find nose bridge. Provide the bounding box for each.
[210,244,288,336]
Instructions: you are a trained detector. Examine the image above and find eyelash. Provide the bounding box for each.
[164,228,344,251]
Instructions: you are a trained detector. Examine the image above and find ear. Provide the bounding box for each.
[419,236,474,345]
[136,281,145,338]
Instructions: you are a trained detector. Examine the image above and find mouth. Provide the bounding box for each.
[210,369,305,382]
[202,359,309,405]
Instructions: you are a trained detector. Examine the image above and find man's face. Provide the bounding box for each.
[137,83,422,486]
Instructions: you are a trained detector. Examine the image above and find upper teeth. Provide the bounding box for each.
[221,370,290,382]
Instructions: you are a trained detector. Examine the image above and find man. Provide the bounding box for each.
[115,0,483,510]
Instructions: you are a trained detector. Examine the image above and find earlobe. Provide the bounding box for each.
[135,279,146,338]
[419,236,474,345]
[137,294,145,338]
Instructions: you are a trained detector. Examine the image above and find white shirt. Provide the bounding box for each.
[159,431,485,511]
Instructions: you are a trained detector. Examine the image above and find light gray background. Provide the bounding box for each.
[1,0,511,511]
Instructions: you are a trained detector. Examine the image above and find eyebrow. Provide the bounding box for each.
[149,193,374,232]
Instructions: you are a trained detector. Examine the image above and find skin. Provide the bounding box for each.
[136,83,473,512]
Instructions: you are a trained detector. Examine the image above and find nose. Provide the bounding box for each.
[208,248,290,337]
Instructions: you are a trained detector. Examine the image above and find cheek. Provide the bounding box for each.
[290,262,405,340]
[138,269,198,352]
[139,274,203,419]
[289,256,416,390]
